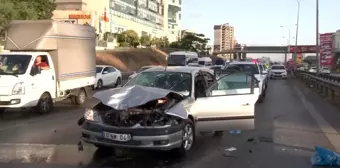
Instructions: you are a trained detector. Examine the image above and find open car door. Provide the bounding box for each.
[190,72,260,132]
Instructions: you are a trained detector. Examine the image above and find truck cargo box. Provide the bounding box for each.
[4,20,96,80]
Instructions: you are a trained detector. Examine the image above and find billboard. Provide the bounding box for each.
[288,45,317,53]
[320,33,333,66]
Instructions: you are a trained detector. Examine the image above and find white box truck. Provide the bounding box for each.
[0,20,96,114]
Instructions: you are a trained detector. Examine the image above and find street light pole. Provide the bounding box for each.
[316,0,320,72]
[280,26,291,62]
[293,0,301,64]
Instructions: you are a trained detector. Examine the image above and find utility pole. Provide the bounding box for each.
[293,0,301,64]
[316,0,320,72]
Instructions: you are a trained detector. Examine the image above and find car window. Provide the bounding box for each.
[124,71,192,97]
[108,67,116,72]
[271,66,285,70]
[201,71,214,86]
[103,67,109,73]
[96,67,103,73]
[225,64,260,74]
[208,73,254,96]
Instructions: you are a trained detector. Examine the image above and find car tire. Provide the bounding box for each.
[96,79,103,89]
[35,93,54,114]
[175,119,195,156]
[114,77,121,88]
[74,89,87,105]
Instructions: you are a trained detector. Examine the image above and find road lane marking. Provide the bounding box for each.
[293,85,340,152]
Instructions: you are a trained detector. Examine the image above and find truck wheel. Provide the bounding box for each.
[96,80,103,89]
[114,77,121,88]
[74,89,87,105]
[175,119,195,156]
[36,93,54,114]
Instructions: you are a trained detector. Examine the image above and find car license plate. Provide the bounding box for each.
[103,132,131,142]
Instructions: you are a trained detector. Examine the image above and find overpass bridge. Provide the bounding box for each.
[213,45,317,54]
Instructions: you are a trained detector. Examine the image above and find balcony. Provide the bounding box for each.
[168,0,181,10]
[168,18,178,24]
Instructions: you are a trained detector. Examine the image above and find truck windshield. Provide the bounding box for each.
[124,71,192,97]
[0,55,32,75]
[167,55,186,66]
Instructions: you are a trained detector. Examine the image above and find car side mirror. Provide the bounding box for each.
[30,66,41,76]
[102,70,108,74]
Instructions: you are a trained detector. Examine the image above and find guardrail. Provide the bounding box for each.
[295,70,340,100]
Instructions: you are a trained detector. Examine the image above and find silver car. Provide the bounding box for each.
[79,66,260,155]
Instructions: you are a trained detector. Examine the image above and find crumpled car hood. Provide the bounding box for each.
[93,85,185,111]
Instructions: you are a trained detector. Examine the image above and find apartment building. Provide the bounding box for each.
[164,0,182,42]
[53,0,182,42]
[213,23,235,58]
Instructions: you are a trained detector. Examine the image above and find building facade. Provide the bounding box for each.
[165,0,182,42]
[53,0,182,42]
[213,23,235,58]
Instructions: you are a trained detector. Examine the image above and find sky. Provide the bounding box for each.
[181,0,340,61]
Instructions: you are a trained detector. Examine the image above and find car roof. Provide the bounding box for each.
[229,61,257,65]
[143,66,212,74]
[96,65,112,68]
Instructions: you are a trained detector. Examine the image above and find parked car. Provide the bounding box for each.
[79,66,260,155]
[319,67,331,74]
[309,67,317,73]
[95,65,122,89]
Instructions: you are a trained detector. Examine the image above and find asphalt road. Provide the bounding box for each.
[1,78,340,168]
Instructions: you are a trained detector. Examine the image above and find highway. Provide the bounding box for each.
[1,78,340,168]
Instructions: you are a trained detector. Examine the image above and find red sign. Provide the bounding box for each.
[320,33,333,66]
[69,14,91,19]
[288,45,317,53]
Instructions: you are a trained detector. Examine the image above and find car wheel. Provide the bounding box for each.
[96,79,103,89]
[35,93,54,114]
[74,89,87,105]
[114,77,121,88]
[175,119,195,156]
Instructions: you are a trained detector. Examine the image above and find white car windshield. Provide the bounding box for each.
[124,71,192,97]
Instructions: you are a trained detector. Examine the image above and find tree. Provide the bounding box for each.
[117,30,140,47]
[140,35,151,46]
[0,0,56,37]
[169,33,210,54]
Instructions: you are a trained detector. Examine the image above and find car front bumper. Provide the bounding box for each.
[81,121,184,150]
[270,73,287,78]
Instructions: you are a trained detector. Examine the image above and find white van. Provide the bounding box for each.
[167,51,198,66]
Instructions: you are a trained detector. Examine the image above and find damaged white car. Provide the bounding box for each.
[78,66,260,155]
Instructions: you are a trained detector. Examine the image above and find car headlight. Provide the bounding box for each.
[12,82,25,95]
[282,71,287,74]
[84,108,101,122]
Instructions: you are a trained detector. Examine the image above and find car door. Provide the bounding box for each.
[190,72,259,132]
[108,67,118,83]
[101,67,111,86]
